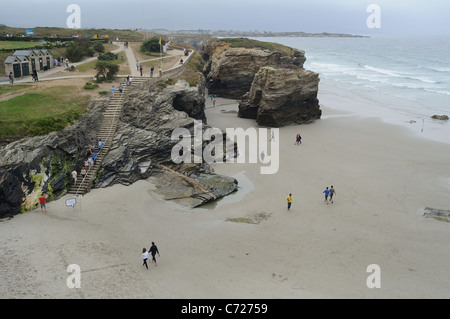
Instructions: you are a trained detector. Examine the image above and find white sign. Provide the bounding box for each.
[65,198,77,207]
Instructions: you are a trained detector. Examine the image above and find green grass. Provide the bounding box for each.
[0,25,146,41]
[219,38,295,57]
[0,86,89,140]
[0,41,41,50]
[0,84,31,96]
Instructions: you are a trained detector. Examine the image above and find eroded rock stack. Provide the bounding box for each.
[201,39,321,126]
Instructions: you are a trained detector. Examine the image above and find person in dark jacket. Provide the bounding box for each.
[149,242,160,266]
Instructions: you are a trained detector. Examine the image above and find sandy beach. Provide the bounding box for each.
[1,80,450,299]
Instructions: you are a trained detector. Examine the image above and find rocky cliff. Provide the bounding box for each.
[201,39,306,99]
[201,38,321,126]
[238,66,321,126]
[0,38,322,217]
[0,99,107,217]
[0,77,237,217]
[95,79,237,208]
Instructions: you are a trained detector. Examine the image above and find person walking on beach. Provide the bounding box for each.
[150,67,154,77]
[111,86,115,98]
[140,65,143,76]
[136,61,140,71]
[296,134,302,145]
[329,186,336,204]
[39,194,47,212]
[149,242,160,266]
[126,75,130,86]
[323,187,330,204]
[286,194,293,211]
[141,248,149,270]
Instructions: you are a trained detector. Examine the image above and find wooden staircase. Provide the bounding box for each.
[67,77,148,196]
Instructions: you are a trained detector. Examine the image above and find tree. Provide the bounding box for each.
[65,39,95,62]
[141,36,165,54]
[65,42,83,62]
[95,60,119,81]
[93,42,105,53]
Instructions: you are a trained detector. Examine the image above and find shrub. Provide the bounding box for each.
[141,36,165,54]
[98,51,117,61]
[84,82,98,90]
[93,42,105,53]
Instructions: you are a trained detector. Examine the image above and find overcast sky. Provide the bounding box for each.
[1,0,449,35]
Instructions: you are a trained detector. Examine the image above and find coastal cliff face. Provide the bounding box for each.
[200,38,321,126]
[0,38,322,217]
[239,66,322,126]
[0,99,107,217]
[95,79,237,208]
[0,78,237,217]
[201,39,306,99]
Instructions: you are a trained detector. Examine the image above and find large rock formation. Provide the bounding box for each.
[201,39,306,99]
[201,38,321,126]
[94,79,237,208]
[0,78,237,217]
[0,99,108,217]
[238,66,321,126]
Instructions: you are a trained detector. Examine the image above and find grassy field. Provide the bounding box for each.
[220,38,296,57]
[0,25,147,41]
[0,41,42,50]
[0,85,89,141]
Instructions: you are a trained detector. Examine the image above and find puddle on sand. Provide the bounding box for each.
[194,171,254,210]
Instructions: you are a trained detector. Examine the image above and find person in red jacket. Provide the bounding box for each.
[39,194,47,212]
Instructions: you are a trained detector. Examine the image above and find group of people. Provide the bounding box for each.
[323,186,336,204]
[141,242,160,270]
[126,75,133,86]
[286,186,337,211]
[72,139,105,184]
[111,84,124,97]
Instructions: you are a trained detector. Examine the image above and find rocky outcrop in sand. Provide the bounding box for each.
[94,80,237,207]
[201,39,306,99]
[431,115,449,120]
[238,66,321,126]
[200,38,321,126]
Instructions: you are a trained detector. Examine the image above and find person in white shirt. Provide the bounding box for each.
[141,248,149,270]
[71,170,77,184]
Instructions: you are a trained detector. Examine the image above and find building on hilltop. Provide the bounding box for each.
[4,49,53,78]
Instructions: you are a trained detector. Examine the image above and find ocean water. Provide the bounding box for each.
[251,35,450,144]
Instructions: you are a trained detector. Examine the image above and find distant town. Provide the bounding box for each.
[144,29,366,38]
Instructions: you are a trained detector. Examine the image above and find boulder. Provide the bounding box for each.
[238,66,321,126]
